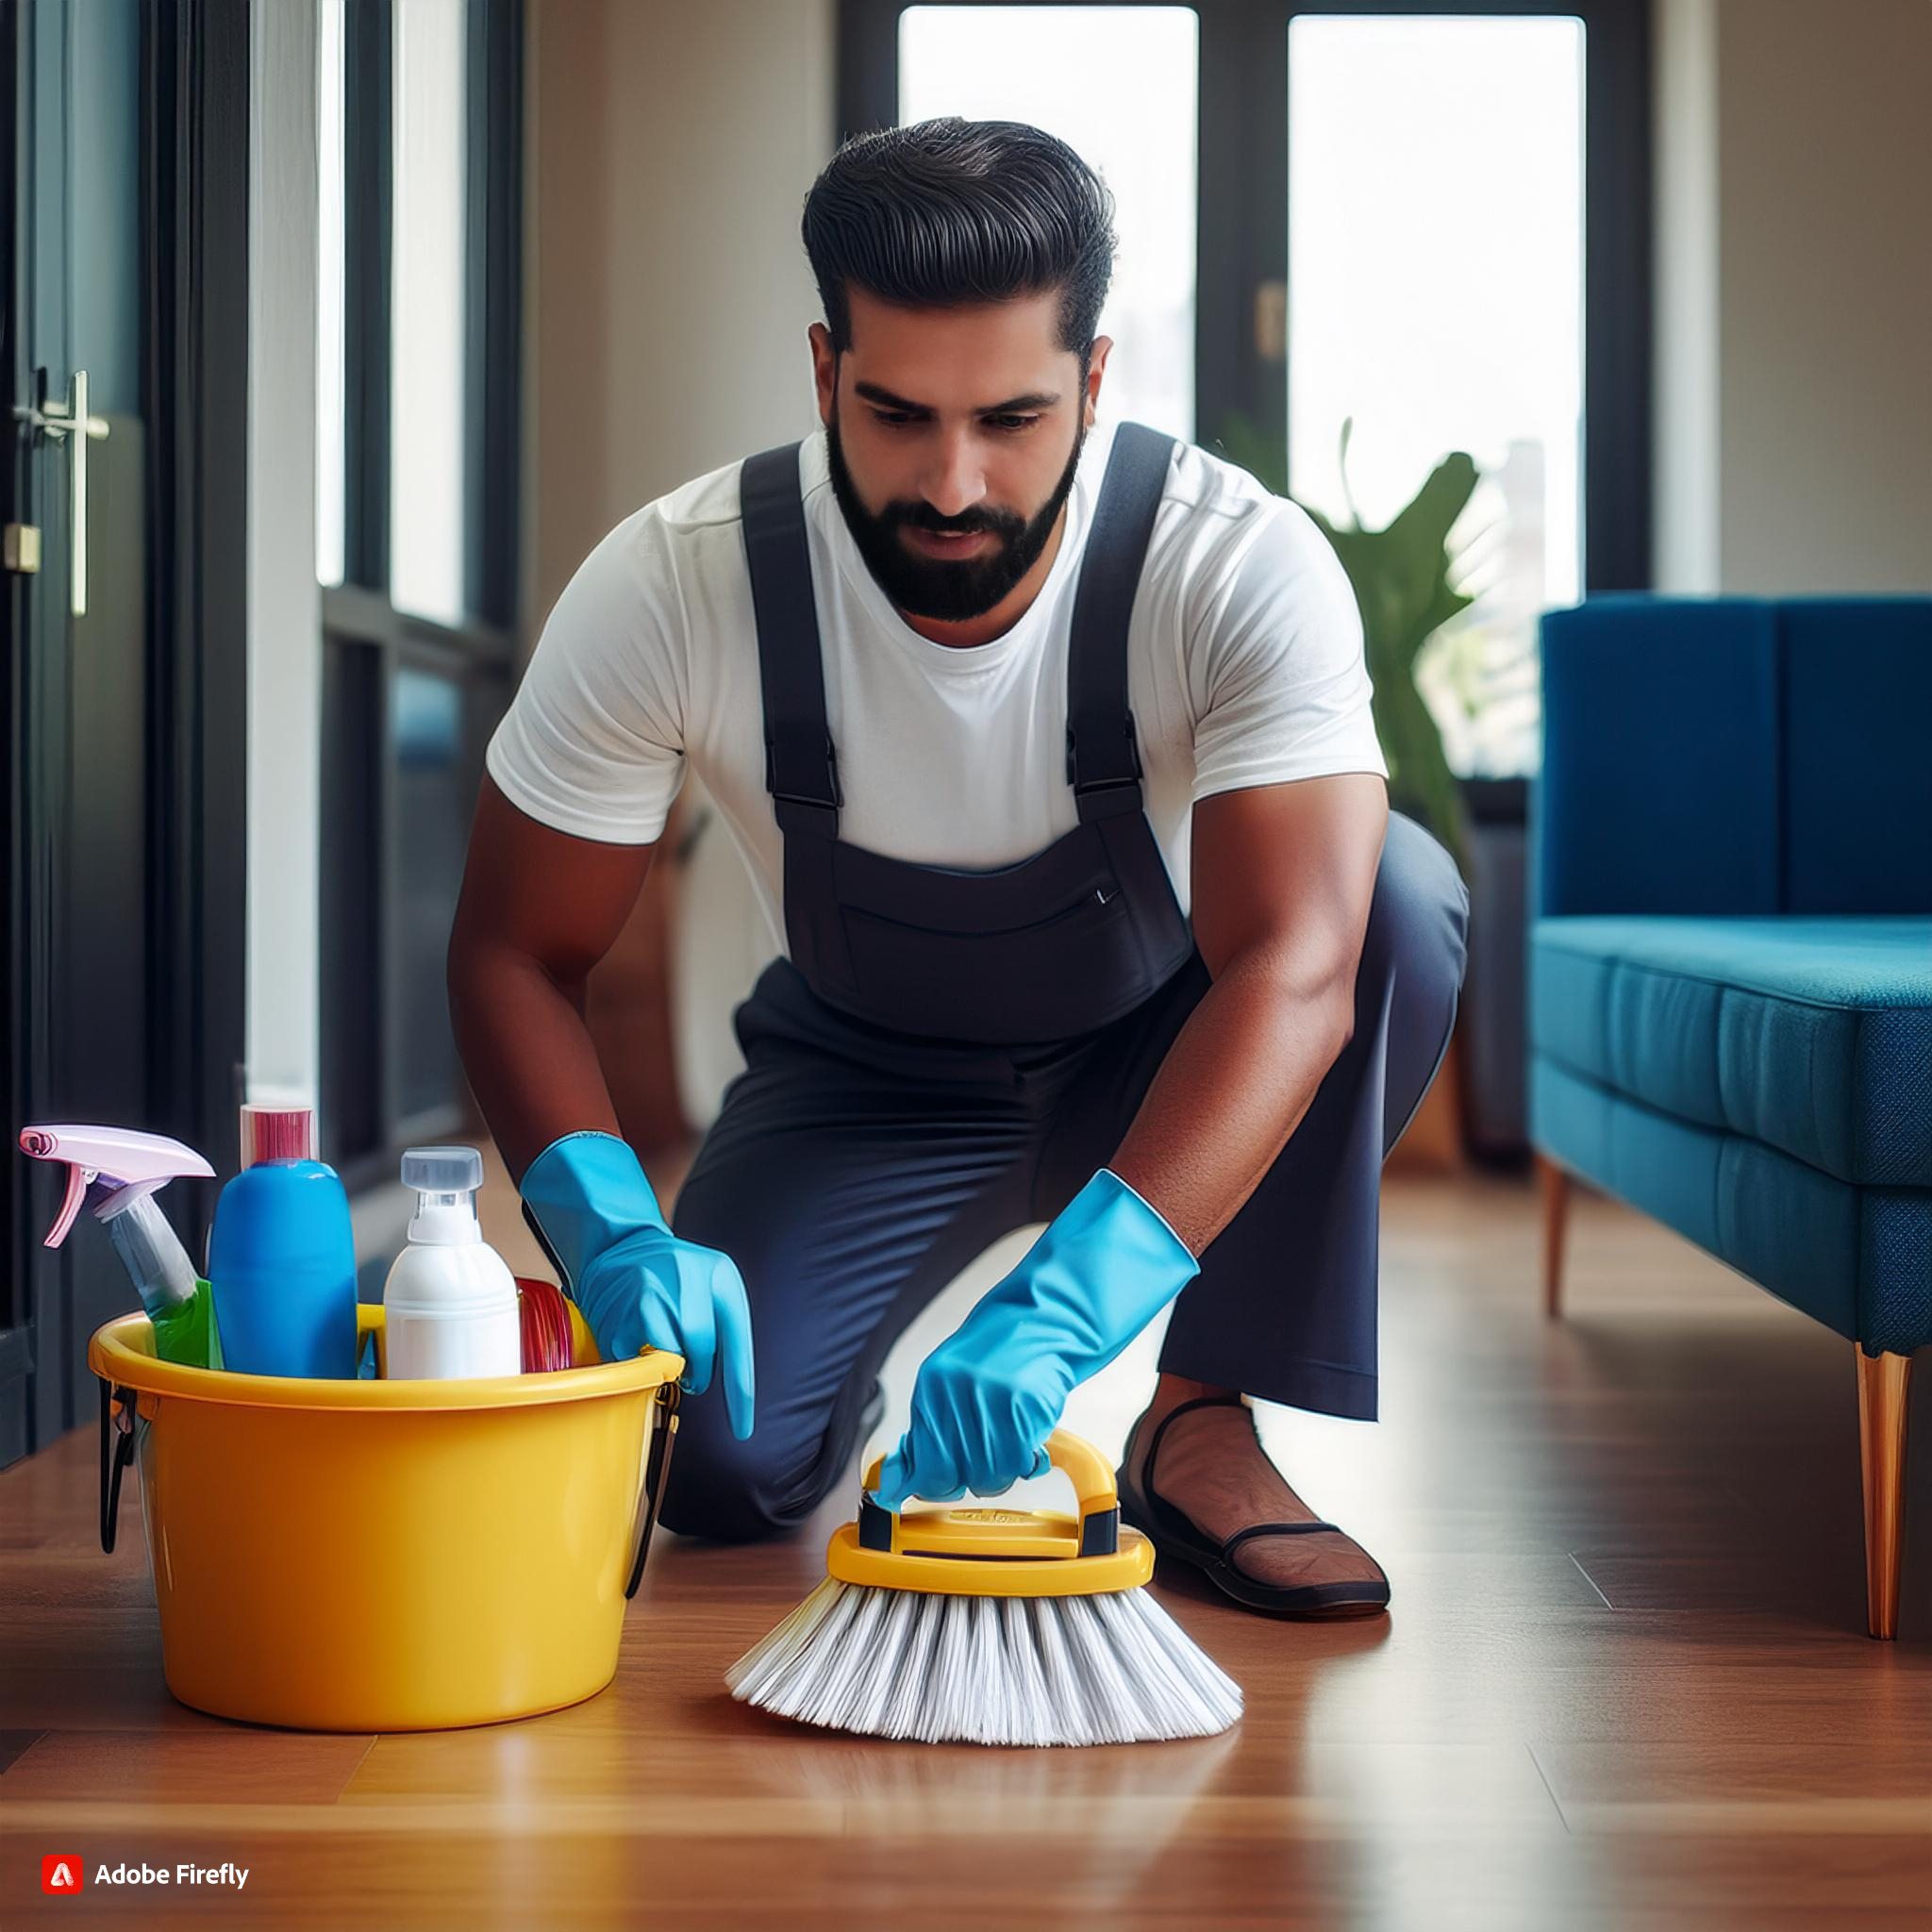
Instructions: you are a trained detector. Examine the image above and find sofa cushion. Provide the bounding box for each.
[1781,599,1932,913]
[1530,915,1932,1188]
[1537,598,1782,918]
[1531,1058,1932,1352]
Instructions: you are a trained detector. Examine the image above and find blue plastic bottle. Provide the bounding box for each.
[208,1159,358,1378]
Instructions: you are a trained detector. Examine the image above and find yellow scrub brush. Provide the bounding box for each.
[724,1429,1242,1746]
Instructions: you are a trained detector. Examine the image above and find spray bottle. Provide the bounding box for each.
[18,1125,220,1367]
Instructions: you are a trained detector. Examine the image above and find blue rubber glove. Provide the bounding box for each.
[519,1130,755,1441]
[873,1168,1198,1511]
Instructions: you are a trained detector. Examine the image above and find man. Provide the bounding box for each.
[449,117,1468,1619]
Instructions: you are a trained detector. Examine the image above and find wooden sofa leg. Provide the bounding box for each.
[1856,1344,1914,1640]
[1536,1154,1571,1319]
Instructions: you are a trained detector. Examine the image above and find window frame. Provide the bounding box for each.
[322,0,524,1193]
[838,0,1652,591]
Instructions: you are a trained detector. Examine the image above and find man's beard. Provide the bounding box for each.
[825,403,1087,624]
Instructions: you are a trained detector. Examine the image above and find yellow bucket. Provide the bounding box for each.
[87,1302,683,1732]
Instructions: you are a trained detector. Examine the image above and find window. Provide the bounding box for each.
[898,6,1199,439]
[843,0,1652,775]
[316,0,523,1188]
[390,0,469,626]
[1288,13,1586,776]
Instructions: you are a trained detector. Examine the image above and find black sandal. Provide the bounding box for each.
[1116,1395,1391,1619]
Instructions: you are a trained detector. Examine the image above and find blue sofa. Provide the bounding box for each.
[1528,595,1931,1639]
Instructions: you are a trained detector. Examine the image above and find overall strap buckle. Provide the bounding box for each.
[765,731,841,837]
[1066,713,1144,821]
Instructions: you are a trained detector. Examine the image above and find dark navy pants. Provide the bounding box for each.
[659,810,1470,1542]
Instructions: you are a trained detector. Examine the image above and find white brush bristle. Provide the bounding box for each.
[725,1579,1242,1746]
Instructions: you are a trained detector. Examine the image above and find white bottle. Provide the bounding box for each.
[382,1147,522,1379]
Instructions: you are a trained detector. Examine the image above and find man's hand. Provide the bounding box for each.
[521,1130,756,1440]
[567,1221,755,1437]
[873,1169,1196,1511]
[874,1323,1067,1509]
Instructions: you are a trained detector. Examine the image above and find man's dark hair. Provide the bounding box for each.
[802,118,1115,370]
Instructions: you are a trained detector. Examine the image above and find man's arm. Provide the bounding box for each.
[446,773,658,1185]
[1108,772,1388,1255]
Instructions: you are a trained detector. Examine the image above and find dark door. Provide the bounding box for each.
[1,0,159,1462]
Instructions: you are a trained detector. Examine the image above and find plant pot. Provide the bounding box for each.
[1456,776,1529,1164]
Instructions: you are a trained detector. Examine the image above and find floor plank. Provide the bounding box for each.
[2,1171,1927,1928]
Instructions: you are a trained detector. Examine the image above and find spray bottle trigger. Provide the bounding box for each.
[45,1162,96,1249]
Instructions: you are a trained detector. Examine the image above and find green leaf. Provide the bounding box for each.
[1205,408,1477,868]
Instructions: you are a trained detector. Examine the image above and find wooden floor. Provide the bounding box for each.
[2,1170,1927,1929]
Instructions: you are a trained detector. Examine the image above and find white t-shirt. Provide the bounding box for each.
[486,415,1387,958]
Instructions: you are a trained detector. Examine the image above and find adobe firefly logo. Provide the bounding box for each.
[42,1854,84,1893]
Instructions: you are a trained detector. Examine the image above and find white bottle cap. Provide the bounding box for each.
[402,1147,484,1193]
[402,1145,485,1245]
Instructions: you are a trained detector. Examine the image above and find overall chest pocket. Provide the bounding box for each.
[838,886,1142,1043]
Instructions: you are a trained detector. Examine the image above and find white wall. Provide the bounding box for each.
[245,0,323,1111]
[1715,0,1932,593]
[1652,0,1932,594]
[525,0,833,625]
[525,0,836,1129]
[1650,0,1720,593]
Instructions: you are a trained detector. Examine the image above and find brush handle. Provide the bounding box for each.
[857,1427,1121,1561]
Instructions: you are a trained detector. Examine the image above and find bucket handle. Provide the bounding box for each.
[97,1376,137,1554]
[625,1380,682,1600]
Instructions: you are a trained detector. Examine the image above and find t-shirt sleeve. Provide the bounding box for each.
[1186,494,1389,803]
[484,509,689,845]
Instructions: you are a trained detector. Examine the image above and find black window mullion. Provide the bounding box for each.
[321,581,515,671]
[375,641,403,1155]
[319,636,384,1174]
[1198,0,1283,472]
[1578,0,1652,590]
[837,0,900,139]
[465,0,523,629]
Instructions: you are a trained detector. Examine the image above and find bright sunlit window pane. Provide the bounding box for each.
[316,0,345,588]
[391,0,467,625]
[1288,14,1584,777]
[899,7,1197,440]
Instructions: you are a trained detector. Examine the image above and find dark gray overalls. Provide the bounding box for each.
[658,422,1469,1542]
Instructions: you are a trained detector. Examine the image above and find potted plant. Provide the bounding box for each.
[1213,410,1478,868]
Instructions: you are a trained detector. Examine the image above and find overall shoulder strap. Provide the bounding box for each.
[1065,421,1177,823]
[740,440,840,838]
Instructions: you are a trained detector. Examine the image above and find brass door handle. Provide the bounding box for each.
[12,367,110,616]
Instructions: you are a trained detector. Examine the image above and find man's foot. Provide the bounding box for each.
[1120,1378,1389,1614]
